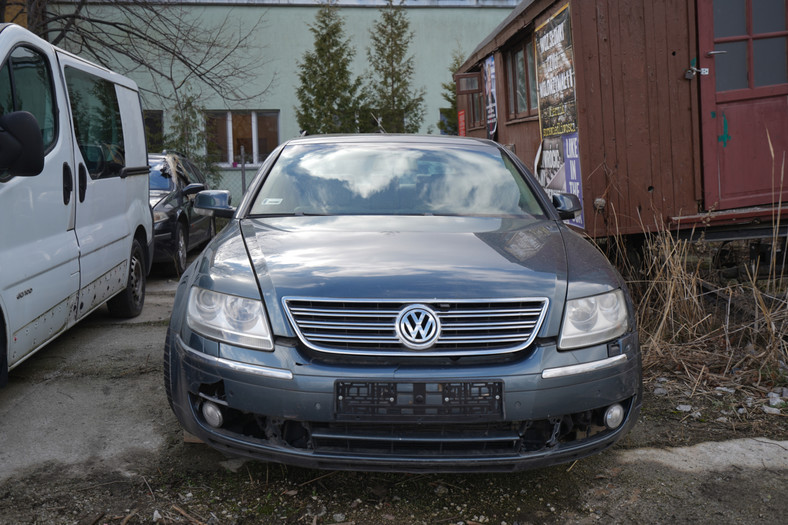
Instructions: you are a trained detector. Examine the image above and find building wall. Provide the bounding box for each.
[458,0,702,237]
[116,1,519,201]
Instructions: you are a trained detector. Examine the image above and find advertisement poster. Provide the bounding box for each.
[482,55,498,140]
[535,4,584,228]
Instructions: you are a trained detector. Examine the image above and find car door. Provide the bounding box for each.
[57,53,143,319]
[0,30,81,369]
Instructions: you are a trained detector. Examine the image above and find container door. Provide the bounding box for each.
[0,30,80,369]
[699,0,788,210]
[58,55,134,320]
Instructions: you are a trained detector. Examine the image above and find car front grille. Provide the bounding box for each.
[282,297,549,357]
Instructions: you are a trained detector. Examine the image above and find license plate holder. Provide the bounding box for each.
[335,381,503,422]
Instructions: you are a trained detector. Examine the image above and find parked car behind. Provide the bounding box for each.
[149,152,214,274]
[0,24,152,387]
[164,134,642,472]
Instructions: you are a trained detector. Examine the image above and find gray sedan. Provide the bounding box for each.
[164,134,641,472]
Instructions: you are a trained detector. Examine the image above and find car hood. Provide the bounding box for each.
[240,215,568,301]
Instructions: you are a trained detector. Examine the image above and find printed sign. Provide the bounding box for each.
[482,55,498,140]
[535,4,583,228]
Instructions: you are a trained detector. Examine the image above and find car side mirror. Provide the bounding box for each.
[0,111,45,178]
[183,182,206,196]
[194,190,235,218]
[552,193,582,220]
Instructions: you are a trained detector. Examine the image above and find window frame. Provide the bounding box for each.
[456,71,485,129]
[504,35,539,120]
[205,110,279,167]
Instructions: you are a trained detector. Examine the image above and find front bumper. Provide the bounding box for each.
[167,331,642,473]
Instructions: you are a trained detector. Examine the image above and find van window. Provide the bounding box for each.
[64,66,125,179]
[0,46,57,149]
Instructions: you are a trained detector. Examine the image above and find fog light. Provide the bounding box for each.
[604,403,625,429]
[201,401,224,428]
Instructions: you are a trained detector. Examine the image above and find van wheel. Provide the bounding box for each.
[107,239,146,318]
[174,223,188,275]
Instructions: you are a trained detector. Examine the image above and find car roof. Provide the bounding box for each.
[282,134,500,148]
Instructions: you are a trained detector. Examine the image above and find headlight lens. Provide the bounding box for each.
[153,210,168,223]
[558,289,628,350]
[186,287,274,350]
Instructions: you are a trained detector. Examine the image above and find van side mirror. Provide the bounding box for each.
[0,111,45,177]
[552,193,582,220]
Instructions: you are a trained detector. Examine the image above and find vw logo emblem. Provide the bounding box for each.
[395,304,441,350]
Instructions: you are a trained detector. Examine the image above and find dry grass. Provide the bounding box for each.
[619,231,788,392]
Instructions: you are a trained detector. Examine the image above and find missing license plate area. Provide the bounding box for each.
[335,381,503,421]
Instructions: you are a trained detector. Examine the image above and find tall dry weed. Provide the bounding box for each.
[622,229,788,387]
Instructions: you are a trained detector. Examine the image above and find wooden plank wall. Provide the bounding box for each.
[573,0,701,237]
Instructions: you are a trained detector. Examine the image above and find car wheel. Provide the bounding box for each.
[174,222,188,275]
[107,238,146,318]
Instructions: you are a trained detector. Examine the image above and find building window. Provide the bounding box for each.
[143,110,163,152]
[205,110,279,166]
[505,37,538,119]
[456,71,484,129]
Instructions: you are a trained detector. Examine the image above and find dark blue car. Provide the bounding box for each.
[164,135,642,472]
[149,152,214,274]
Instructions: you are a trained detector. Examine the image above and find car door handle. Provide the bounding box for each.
[78,163,87,203]
[62,163,73,205]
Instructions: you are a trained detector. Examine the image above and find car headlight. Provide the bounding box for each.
[153,210,168,223]
[186,287,274,350]
[558,289,628,350]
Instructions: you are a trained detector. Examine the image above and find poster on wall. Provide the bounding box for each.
[535,3,583,228]
[482,55,498,140]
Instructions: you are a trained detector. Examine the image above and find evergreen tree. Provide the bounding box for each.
[163,93,221,186]
[366,0,425,134]
[437,48,466,135]
[295,1,363,134]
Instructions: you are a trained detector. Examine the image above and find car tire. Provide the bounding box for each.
[173,222,188,275]
[107,238,145,318]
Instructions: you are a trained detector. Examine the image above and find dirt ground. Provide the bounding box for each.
[1,271,786,525]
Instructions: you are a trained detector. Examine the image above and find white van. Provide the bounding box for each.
[0,24,153,386]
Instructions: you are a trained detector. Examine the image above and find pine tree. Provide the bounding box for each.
[163,93,221,186]
[295,1,364,134]
[366,0,425,134]
[437,48,466,135]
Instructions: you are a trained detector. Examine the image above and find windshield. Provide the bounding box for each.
[249,143,546,218]
[149,163,173,191]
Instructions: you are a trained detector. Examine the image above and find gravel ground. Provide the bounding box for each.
[1,270,786,525]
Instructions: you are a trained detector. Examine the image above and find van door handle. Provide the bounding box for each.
[78,164,87,202]
[63,163,73,205]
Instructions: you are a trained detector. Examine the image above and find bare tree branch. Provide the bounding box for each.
[22,1,274,106]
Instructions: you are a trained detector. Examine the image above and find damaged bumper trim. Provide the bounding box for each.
[541,354,628,379]
[183,343,294,380]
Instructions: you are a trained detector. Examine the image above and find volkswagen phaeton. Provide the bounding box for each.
[164,134,642,472]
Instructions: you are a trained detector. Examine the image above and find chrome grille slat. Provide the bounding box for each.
[441,322,537,329]
[283,297,549,357]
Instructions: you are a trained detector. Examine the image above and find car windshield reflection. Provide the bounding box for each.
[249,143,546,218]
[149,165,173,191]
